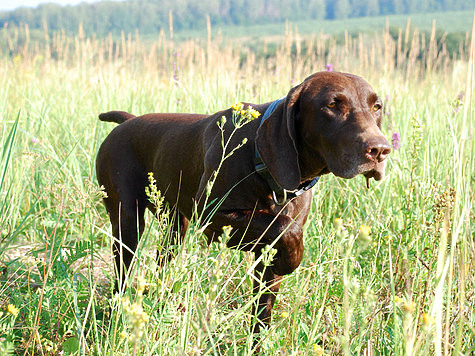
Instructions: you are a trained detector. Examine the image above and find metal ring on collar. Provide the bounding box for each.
[272,189,287,205]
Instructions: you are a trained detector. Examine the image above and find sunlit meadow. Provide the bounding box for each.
[0,18,473,355]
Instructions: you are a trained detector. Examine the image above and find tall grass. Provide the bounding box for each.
[0,16,473,355]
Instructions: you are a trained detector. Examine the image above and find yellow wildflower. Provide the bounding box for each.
[394,296,403,304]
[222,225,233,237]
[250,108,261,118]
[232,104,258,126]
[231,102,244,112]
[313,344,324,355]
[402,300,415,314]
[334,217,343,228]
[123,297,150,328]
[357,224,371,244]
[422,312,433,326]
[359,225,371,237]
[13,54,22,65]
[137,275,146,297]
[7,304,19,317]
[281,311,289,318]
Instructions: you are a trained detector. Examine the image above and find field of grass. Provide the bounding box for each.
[0,16,473,355]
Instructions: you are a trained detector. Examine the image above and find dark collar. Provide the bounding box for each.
[254,98,320,205]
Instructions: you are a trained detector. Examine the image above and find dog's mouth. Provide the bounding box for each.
[363,166,385,188]
[324,150,388,185]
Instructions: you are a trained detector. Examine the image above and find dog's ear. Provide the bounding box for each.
[256,84,303,191]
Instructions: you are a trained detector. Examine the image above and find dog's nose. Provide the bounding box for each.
[365,139,391,162]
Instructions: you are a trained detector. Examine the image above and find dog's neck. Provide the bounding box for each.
[296,134,328,182]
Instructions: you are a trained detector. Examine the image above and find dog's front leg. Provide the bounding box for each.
[204,210,304,330]
[251,260,282,333]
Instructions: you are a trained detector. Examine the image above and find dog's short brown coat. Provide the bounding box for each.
[96,71,391,330]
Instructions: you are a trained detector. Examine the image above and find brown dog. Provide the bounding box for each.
[96,71,390,331]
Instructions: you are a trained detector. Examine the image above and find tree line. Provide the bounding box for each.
[0,0,471,36]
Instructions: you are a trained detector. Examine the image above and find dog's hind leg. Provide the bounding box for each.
[101,187,148,291]
[97,146,149,290]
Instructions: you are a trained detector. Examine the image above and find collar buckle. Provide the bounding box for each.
[272,190,288,206]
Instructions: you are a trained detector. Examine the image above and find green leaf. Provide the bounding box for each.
[62,336,79,355]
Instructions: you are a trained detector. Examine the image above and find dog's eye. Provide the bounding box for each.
[372,104,382,112]
[327,102,336,109]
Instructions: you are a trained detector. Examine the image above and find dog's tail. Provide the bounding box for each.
[99,111,136,124]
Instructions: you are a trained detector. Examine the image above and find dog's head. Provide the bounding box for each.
[256,71,391,190]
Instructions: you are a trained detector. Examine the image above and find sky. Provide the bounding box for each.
[0,0,103,11]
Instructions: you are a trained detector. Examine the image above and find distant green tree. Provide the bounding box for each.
[428,0,443,11]
[279,0,298,21]
[379,0,392,14]
[351,0,367,16]
[7,7,35,26]
[392,0,406,13]
[441,0,453,10]
[365,0,380,16]
[404,0,417,13]
[417,0,431,12]
[136,2,159,33]
[260,0,278,19]
[334,0,351,19]
[453,0,471,10]
[228,0,245,24]
[243,0,264,23]
[307,0,327,20]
